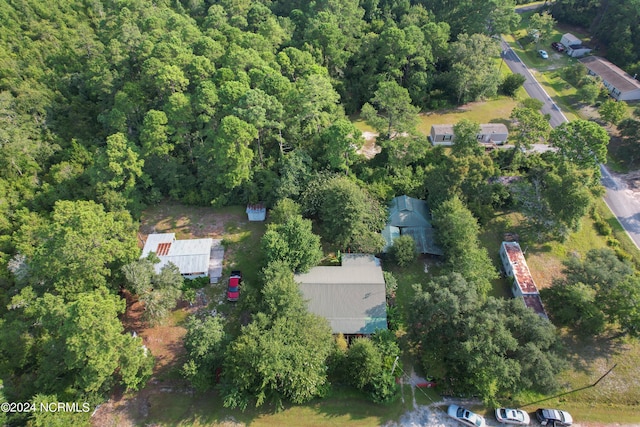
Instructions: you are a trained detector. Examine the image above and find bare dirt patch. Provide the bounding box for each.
[139,202,247,240]
[359,131,382,159]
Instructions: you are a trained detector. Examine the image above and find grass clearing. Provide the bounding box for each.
[144,386,413,427]
[478,207,640,424]
[417,97,521,135]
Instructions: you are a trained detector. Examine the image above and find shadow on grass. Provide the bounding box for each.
[144,385,406,427]
[560,330,627,375]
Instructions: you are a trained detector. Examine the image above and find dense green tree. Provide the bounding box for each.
[432,197,498,296]
[2,286,152,401]
[200,115,257,203]
[576,79,601,105]
[140,110,171,156]
[562,62,588,87]
[261,215,323,273]
[122,257,184,326]
[291,74,341,141]
[550,120,610,177]
[312,176,387,252]
[617,118,640,166]
[589,0,640,67]
[424,150,500,221]
[182,315,227,391]
[390,235,417,267]
[27,394,91,427]
[542,249,640,336]
[222,264,332,410]
[512,158,596,241]
[268,198,302,224]
[447,33,501,104]
[599,99,628,126]
[361,81,419,139]
[423,0,520,36]
[346,336,398,403]
[451,119,483,157]
[509,107,552,151]
[499,73,526,97]
[13,200,139,297]
[234,88,285,165]
[541,282,606,335]
[319,119,363,173]
[528,11,555,45]
[90,132,145,211]
[408,273,564,404]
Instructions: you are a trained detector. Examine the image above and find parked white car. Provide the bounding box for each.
[495,408,530,425]
[448,404,486,427]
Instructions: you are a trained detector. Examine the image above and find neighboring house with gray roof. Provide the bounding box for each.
[429,124,509,146]
[295,254,387,337]
[141,233,224,282]
[383,195,443,255]
[580,56,640,101]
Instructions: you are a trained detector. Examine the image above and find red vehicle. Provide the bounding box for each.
[551,41,565,52]
[227,270,242,302]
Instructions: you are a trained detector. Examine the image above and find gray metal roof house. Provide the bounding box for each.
[295,254,387,336]
[429,124,509,146]
[141,233,224,282]
[383,195,443,255]
[580,56,640,101]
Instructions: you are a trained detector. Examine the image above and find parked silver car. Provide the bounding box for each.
[495,408,530,425]
[448,404,486,427]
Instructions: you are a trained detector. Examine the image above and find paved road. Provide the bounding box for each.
[500,39,568,127]
[500,39,640,248]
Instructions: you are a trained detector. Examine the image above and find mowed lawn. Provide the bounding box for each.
[354,96,522,140]
[480,205,640,423]
[144,386,410,427]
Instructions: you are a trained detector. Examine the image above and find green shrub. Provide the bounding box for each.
[593,217,613,236]
[390,235,417,267]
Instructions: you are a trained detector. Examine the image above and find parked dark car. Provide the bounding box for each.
[227,270,242,302]
[536,408,573,426]
[551,42,565,52]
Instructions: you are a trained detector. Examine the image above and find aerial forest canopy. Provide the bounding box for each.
[0,0,523,214]
[2,0,583,422]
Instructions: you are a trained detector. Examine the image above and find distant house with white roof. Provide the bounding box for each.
[141,233,224,283]
[560,33,591,57]
[500,241,547,318]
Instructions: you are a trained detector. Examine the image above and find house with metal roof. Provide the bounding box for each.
[500,241,547,318]
[295,254,387,337]
[580,56,640,101]
[429,123,509,146]
[141,233,224,282]
[383,195,443,255]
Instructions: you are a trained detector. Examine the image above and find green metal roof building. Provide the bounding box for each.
[383,195,443,255]
[295,254,387,336]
